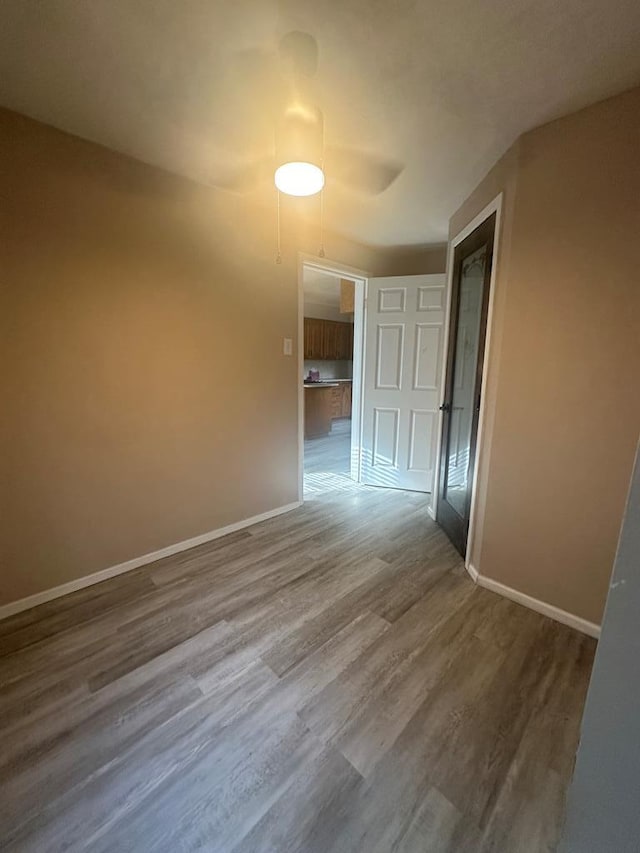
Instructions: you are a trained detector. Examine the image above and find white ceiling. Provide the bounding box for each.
[303,268,342,308]
[1,0,639,246]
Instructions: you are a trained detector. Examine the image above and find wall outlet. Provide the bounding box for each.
[283,337,293,356]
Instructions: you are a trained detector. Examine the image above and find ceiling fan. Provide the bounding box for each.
[213,31,403,198]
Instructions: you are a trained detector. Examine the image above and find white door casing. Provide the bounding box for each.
[361,274,446,492]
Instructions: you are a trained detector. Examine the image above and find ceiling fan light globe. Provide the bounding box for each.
[274,162,324,196]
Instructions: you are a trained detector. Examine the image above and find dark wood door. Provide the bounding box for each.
[437,214,496,557]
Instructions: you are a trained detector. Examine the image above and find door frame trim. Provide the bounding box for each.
[431,193,503,572]
[297,253,369,502]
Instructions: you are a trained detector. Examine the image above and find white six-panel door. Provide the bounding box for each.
[360,274,446,492]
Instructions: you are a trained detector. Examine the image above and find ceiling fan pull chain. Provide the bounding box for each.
[318,126,325,257]
[276,187,282,264]
[318,187,325,258]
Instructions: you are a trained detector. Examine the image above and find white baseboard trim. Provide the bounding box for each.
[427,503,436,521]
[0,501,302,623]
[465,563,600,639]
[465,562,479,583]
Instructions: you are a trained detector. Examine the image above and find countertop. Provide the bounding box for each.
[303,379,352,386]
[304,382,339,389]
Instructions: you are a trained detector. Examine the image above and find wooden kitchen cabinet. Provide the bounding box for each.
[330,385,342,418]
[304,318,353,361]
[340,279,355,314]
[341,381,352,417]
[336,322,353,360]
[322,321,339,360]
[330,382,352,420]
[305,382,352,436]
[304,386,333,438]
[303,318,324,359]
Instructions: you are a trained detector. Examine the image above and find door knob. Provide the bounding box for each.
[439,403,451,412]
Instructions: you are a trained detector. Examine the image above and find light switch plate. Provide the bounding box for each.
[283,337,293,356]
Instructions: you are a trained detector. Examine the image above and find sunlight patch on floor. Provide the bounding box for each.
[303,471,359,497]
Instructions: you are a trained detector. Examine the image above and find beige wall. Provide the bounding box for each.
[0,108,445,608]
[0,109,297,606]
[452,87,640,624]
[373,244,448,277]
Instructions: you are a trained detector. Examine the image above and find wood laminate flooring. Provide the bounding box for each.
[0,481,595,852]
[304,418,351,477]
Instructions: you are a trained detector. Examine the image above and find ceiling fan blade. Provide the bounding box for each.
[324,146,404,195]
[278,31,319,79]
[222,47,289,117]
[210,156,274,194]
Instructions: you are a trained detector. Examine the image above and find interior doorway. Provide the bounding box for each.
[298,258,367,499]
[298,259,448,504]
